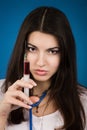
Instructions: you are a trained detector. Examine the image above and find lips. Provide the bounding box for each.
[34,69,48,76]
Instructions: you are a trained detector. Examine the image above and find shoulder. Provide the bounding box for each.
[0,79,5,87]
[78,85,87,114]
[80,92,87,118]
[78,85,87,100]
[80,90,87,107]
[78,85,87,105]
[5,121,28,130]
[78,85,87,129]
[0,79,5,99]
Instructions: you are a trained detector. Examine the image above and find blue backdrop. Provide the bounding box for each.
[0,0,87,87]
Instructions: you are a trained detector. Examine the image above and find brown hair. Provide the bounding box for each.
[2,6,86,130]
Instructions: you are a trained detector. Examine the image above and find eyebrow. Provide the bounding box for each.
[27,43,37,48]
[27,42,60,50]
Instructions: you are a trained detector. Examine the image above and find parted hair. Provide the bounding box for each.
[2,6,86,130]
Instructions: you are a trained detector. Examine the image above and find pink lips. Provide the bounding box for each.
[34,69,48,76]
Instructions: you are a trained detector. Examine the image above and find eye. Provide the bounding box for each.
[48,49,60,55]
[27,46,36,52]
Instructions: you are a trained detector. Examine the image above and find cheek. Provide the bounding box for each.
[51,59,60,73]
[27,53,60,70]
[27,53,35,62]
[49,57,60,70]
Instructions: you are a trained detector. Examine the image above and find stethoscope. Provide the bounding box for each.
[29,90,47,130]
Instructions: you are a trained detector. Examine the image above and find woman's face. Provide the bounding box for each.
[27,31,61,82]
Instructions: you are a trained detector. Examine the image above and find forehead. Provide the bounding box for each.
[27,31,59,47]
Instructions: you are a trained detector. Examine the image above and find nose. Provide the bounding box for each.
[36,53,45,67]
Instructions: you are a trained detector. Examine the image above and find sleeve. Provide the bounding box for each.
[80,91,87,130]
[0,79,5,100]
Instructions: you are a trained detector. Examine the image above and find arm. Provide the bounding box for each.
[0,115,8,130]
[0,100,10,130]
[0,119,7,130]
[0,79,38,129]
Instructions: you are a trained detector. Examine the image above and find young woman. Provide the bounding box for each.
[0,6,87,130]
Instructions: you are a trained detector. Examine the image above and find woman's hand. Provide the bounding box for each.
[0,78,39,118]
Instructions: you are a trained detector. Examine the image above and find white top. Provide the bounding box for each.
[0,79,87,130]
[6,110,64,130]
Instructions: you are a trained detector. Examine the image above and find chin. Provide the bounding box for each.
[35,78,49,82]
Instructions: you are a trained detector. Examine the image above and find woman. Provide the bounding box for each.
[0,6,87,130]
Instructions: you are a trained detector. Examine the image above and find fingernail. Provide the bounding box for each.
[34,83,37,86]
[29,106,32,109]
[35,97,39,102]
[29,100,33,105]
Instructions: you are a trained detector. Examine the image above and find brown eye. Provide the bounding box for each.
[48,49,60,55]
[27,46,36,52]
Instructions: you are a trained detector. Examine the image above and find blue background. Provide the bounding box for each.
[0,0,87,87]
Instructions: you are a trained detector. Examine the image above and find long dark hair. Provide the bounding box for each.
[2,6,86,129]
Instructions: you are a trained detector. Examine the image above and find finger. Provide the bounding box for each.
[9,97,32,109]
[4,91,32,109]
[8,79,36,90]
[30,96,39,103]
[21,78,37,86]
[8,90,33,105]
[13,80,34,89]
